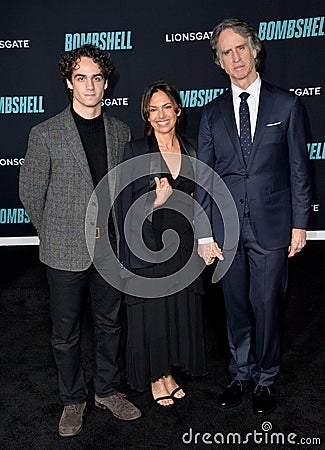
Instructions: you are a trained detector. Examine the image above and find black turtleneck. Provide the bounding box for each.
[72,108,108,187]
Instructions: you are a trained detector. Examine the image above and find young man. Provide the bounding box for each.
[195,18,311,415]
[19,44,141,437]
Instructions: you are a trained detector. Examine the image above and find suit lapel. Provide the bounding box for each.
[103,115,115,198]
[148,133,163,185]
[248,82,275,167]
[220,91,245,166]
[103,114,118,173]
[61,107,93,184]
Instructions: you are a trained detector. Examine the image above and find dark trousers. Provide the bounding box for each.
[220,215,288,386]
[47,264,121,405]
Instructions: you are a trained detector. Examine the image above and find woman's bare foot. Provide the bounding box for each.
[163,375,185,399]
[151,378,174,406]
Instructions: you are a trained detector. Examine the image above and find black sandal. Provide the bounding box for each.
[154,395,174,407]
[170,387,185,400]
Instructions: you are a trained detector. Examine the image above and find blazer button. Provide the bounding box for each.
[245,173,249,178]
[239,198,245,204]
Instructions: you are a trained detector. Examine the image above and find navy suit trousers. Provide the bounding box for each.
[220,215,288,386]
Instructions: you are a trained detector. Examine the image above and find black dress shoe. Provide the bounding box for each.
[252,385,277,416]
[217,380,254,409]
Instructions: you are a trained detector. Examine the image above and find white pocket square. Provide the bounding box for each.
[266,121,282,127]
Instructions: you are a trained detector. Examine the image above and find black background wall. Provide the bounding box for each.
[0,0,324,242]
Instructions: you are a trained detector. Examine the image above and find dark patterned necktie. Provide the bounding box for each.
[239,92,252,164]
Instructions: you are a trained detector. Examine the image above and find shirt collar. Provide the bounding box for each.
[231,73,261,100]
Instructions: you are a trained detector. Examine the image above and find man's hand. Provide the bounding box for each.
[198,242,224,265]
[288,228,307,258]
[153,177,173,208]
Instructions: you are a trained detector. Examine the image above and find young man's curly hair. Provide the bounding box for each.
[58,44,114,98]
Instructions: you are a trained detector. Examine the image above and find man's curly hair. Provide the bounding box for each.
[58,44,114,98]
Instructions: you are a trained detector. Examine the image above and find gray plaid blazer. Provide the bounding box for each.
[19,106,130,271]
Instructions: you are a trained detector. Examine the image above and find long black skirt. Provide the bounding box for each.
[125,279,207,392]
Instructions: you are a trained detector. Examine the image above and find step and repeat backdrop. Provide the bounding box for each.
[0,0,324,244]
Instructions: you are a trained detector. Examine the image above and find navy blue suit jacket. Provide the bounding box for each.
[195,80,311,250]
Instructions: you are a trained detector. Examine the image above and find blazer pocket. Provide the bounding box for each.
[264,122,283,133]
[266,187,291,206]
[263,123,285,143]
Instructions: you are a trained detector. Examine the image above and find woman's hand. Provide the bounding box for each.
[153,177,173,208]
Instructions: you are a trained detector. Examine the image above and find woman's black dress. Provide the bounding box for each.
[124,143,207,392]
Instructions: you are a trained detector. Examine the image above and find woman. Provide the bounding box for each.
[120,80,207,407]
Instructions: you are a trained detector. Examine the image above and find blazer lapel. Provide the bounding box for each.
[248,82,275,167]
[220,91,245,166]
[103,115,118,174]
[102,115,117,200]
[148,134,163,188]
[61,107,93,184]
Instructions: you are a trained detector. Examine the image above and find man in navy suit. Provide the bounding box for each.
[195,18,311,415]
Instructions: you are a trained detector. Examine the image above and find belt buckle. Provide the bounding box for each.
[96,227,100,239]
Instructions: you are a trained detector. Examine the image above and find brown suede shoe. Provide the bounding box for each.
[95,393,142,421]
[58,402,87,437]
